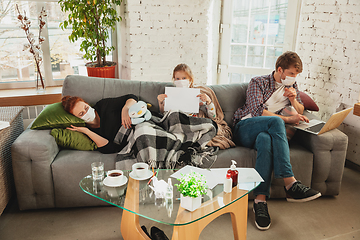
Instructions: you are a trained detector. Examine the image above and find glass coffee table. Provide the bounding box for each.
[80,169,260,240]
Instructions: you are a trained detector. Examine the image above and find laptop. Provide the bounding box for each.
[294,107,353,135]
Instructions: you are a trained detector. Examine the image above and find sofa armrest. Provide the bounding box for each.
[11,129,59,210]
[294,126,348,196]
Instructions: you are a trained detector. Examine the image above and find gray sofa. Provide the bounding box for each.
[11,75,348,210]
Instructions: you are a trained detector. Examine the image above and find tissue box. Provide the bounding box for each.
[354,103,360,117]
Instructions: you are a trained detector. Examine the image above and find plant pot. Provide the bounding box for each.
[180,194,202,212]
[86,62,116,78]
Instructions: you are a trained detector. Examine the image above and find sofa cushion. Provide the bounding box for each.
[210,83,248,127]
[62,75,106,106]
[299,91,319,111]
[211,146,257,168]
[51,150,117,208]
[31,102,85,130]
[138,81,175,112]
[50,128,97,151]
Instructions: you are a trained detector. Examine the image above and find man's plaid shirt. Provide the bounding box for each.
[233,71,303,127]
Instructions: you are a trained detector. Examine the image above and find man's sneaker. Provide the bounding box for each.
[151,226,169,240]
[253,202,271,230]
[285,181,321,202]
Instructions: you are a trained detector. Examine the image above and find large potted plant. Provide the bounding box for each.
[59,0,122,78]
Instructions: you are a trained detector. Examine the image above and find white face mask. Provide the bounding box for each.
[81,106,96,123]
[174,79,190,88]
[281,76,296,86]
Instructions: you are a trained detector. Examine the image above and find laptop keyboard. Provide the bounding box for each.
[305,122,326,133]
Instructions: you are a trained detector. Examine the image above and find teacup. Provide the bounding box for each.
[132,162,149,178]
[106,169,124,184]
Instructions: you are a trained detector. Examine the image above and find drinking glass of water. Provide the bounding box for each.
[91,162,104,181]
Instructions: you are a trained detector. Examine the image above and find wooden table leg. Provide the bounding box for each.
[121,179,249,240]
[229,196,248,240]
[121,177,151,240]
[172,189,248,240]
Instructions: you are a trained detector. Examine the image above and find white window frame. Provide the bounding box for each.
[217,0,302,84]
[0,0,120,90]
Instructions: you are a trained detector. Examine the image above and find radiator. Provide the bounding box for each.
[22,105,47,129]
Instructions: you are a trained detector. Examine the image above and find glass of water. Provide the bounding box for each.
[91,162,105,181]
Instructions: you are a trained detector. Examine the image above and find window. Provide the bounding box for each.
[218,0,302,84]
[0,0,87,89]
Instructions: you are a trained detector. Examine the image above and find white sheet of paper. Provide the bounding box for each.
[170,166,263,189]
[170,165,218,189]
[237,182,263,191]
[0,121,10,131]
[209,168,264,184]
[164,87,200,113]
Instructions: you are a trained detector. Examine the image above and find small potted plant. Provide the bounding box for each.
[175,171,208,212]
[59,0,122,78]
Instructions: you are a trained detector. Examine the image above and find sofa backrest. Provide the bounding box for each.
[62,75,174,112]
[209,84,248,127]
[62,75,249,127]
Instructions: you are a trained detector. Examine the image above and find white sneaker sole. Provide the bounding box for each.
[255,221,271,231]
[253,207,271,230]
[286,192,322,203]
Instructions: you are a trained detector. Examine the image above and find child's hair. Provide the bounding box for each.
[172,63,194,88]
[61,95,86,114]
[275,51,303,73]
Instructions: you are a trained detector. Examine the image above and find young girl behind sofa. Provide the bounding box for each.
[157,63,216,119]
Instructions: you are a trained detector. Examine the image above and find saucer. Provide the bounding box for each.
[129,170,153,181]
[104,186,126,198]
[103,176,128,187]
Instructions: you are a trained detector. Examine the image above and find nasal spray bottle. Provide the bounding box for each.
[227,160,238,188]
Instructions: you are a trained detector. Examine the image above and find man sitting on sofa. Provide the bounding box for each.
[232,51,321,230]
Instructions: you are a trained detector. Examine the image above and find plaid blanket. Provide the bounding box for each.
[114,110,217,169]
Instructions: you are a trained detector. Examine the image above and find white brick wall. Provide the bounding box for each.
[120,0,220,86]
[296,0,360,165]
[119,0,360,165]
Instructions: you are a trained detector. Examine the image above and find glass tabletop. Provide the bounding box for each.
[79,169,260,226]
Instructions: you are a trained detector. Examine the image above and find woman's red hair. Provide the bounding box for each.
[61,96,85,114]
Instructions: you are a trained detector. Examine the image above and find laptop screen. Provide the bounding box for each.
[305,122,326,133]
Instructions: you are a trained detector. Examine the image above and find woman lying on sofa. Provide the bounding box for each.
[62,94,138,154]
[61,95,218,169]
